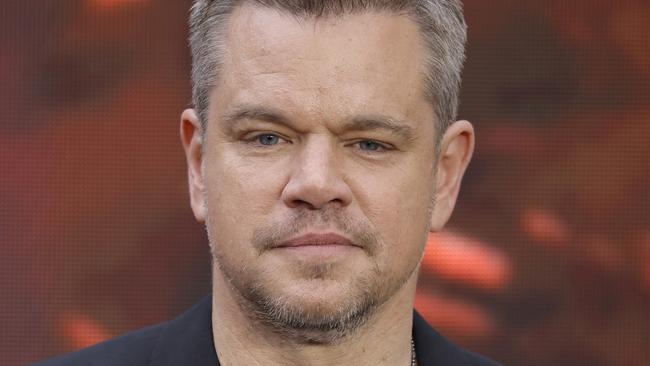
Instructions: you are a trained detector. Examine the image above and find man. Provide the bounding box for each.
[35,0,500,365]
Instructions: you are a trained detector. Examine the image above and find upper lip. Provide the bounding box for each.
[277,233,358,248]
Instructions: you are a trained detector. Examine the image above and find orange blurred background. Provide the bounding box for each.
[1,1,648,365]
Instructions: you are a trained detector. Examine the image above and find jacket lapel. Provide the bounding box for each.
[412,311,474,366]
[149,296,220,366]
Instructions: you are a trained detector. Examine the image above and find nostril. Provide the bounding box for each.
[290,199,316,210]
[288,197,345,210]
[329,198,344,205]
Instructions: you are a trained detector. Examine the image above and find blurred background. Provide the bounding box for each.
[1,0,648,365]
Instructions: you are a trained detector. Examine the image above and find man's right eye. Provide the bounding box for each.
[255,133,281,146]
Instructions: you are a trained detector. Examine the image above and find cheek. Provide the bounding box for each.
[203,151,288,234]
[352,164,433,265]
[353,158,434,224]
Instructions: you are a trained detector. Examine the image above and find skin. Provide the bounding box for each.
[181,4,474,366]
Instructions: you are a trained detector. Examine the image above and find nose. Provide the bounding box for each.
[281,137,353,210]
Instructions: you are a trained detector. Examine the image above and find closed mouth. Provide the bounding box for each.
[276,232,360,249]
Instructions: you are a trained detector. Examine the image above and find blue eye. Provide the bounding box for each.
[257,134,280,145]
[358,140,381,151]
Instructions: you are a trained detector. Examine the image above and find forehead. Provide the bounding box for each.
[211,3,433,127]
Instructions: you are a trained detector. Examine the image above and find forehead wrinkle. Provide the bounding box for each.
[221,104,418,144]
[216,9,433,140]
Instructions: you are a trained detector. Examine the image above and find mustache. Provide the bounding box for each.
[252,208,381,255]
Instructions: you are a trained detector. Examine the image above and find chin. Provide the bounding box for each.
[220,262,381,342]
[251,278,381,344]
[214,249,417,343]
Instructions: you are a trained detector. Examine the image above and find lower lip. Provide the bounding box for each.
[274,244,360,259]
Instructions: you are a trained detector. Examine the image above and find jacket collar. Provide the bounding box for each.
[149,295,474,366]
[412,311,475,366]
[149,296,219,366]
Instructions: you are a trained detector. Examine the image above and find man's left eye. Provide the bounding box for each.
[257,134,281,145]
[357,140,383,151]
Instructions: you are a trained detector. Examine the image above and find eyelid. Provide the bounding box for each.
[349,139,395,152]
[244,131,291,144]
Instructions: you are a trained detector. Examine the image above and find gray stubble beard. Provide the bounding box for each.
[207,207,423,344]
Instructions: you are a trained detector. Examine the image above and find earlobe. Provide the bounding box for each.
[429,120,475,232]
[180,109,207,223]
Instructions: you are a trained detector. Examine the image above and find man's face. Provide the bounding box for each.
[191,5,441,340]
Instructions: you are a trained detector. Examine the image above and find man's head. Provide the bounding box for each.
[181,0,474,343]
[189,0,467,136]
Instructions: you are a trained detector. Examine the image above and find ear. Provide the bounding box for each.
[429,120,475,232]
[180,109,207,223]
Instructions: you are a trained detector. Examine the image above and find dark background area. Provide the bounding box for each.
[1,1,648,365]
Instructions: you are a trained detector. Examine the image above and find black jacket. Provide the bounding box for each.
[33,295,501,366]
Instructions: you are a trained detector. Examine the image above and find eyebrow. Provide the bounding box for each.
[222,104,417,141]
[222,105,293,130]
[345,115,416,142]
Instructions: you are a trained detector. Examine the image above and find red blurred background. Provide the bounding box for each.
[1,1,648,365]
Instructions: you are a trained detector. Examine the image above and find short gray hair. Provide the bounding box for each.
[189,0,467,134]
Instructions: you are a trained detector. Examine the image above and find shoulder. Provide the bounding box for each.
[31,296,216,366]
[30,322,167,366]
[437,337,501,366]
[412,311,502,366]
[455,349,502,366]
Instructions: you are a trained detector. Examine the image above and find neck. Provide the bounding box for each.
[210,269,419,366]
